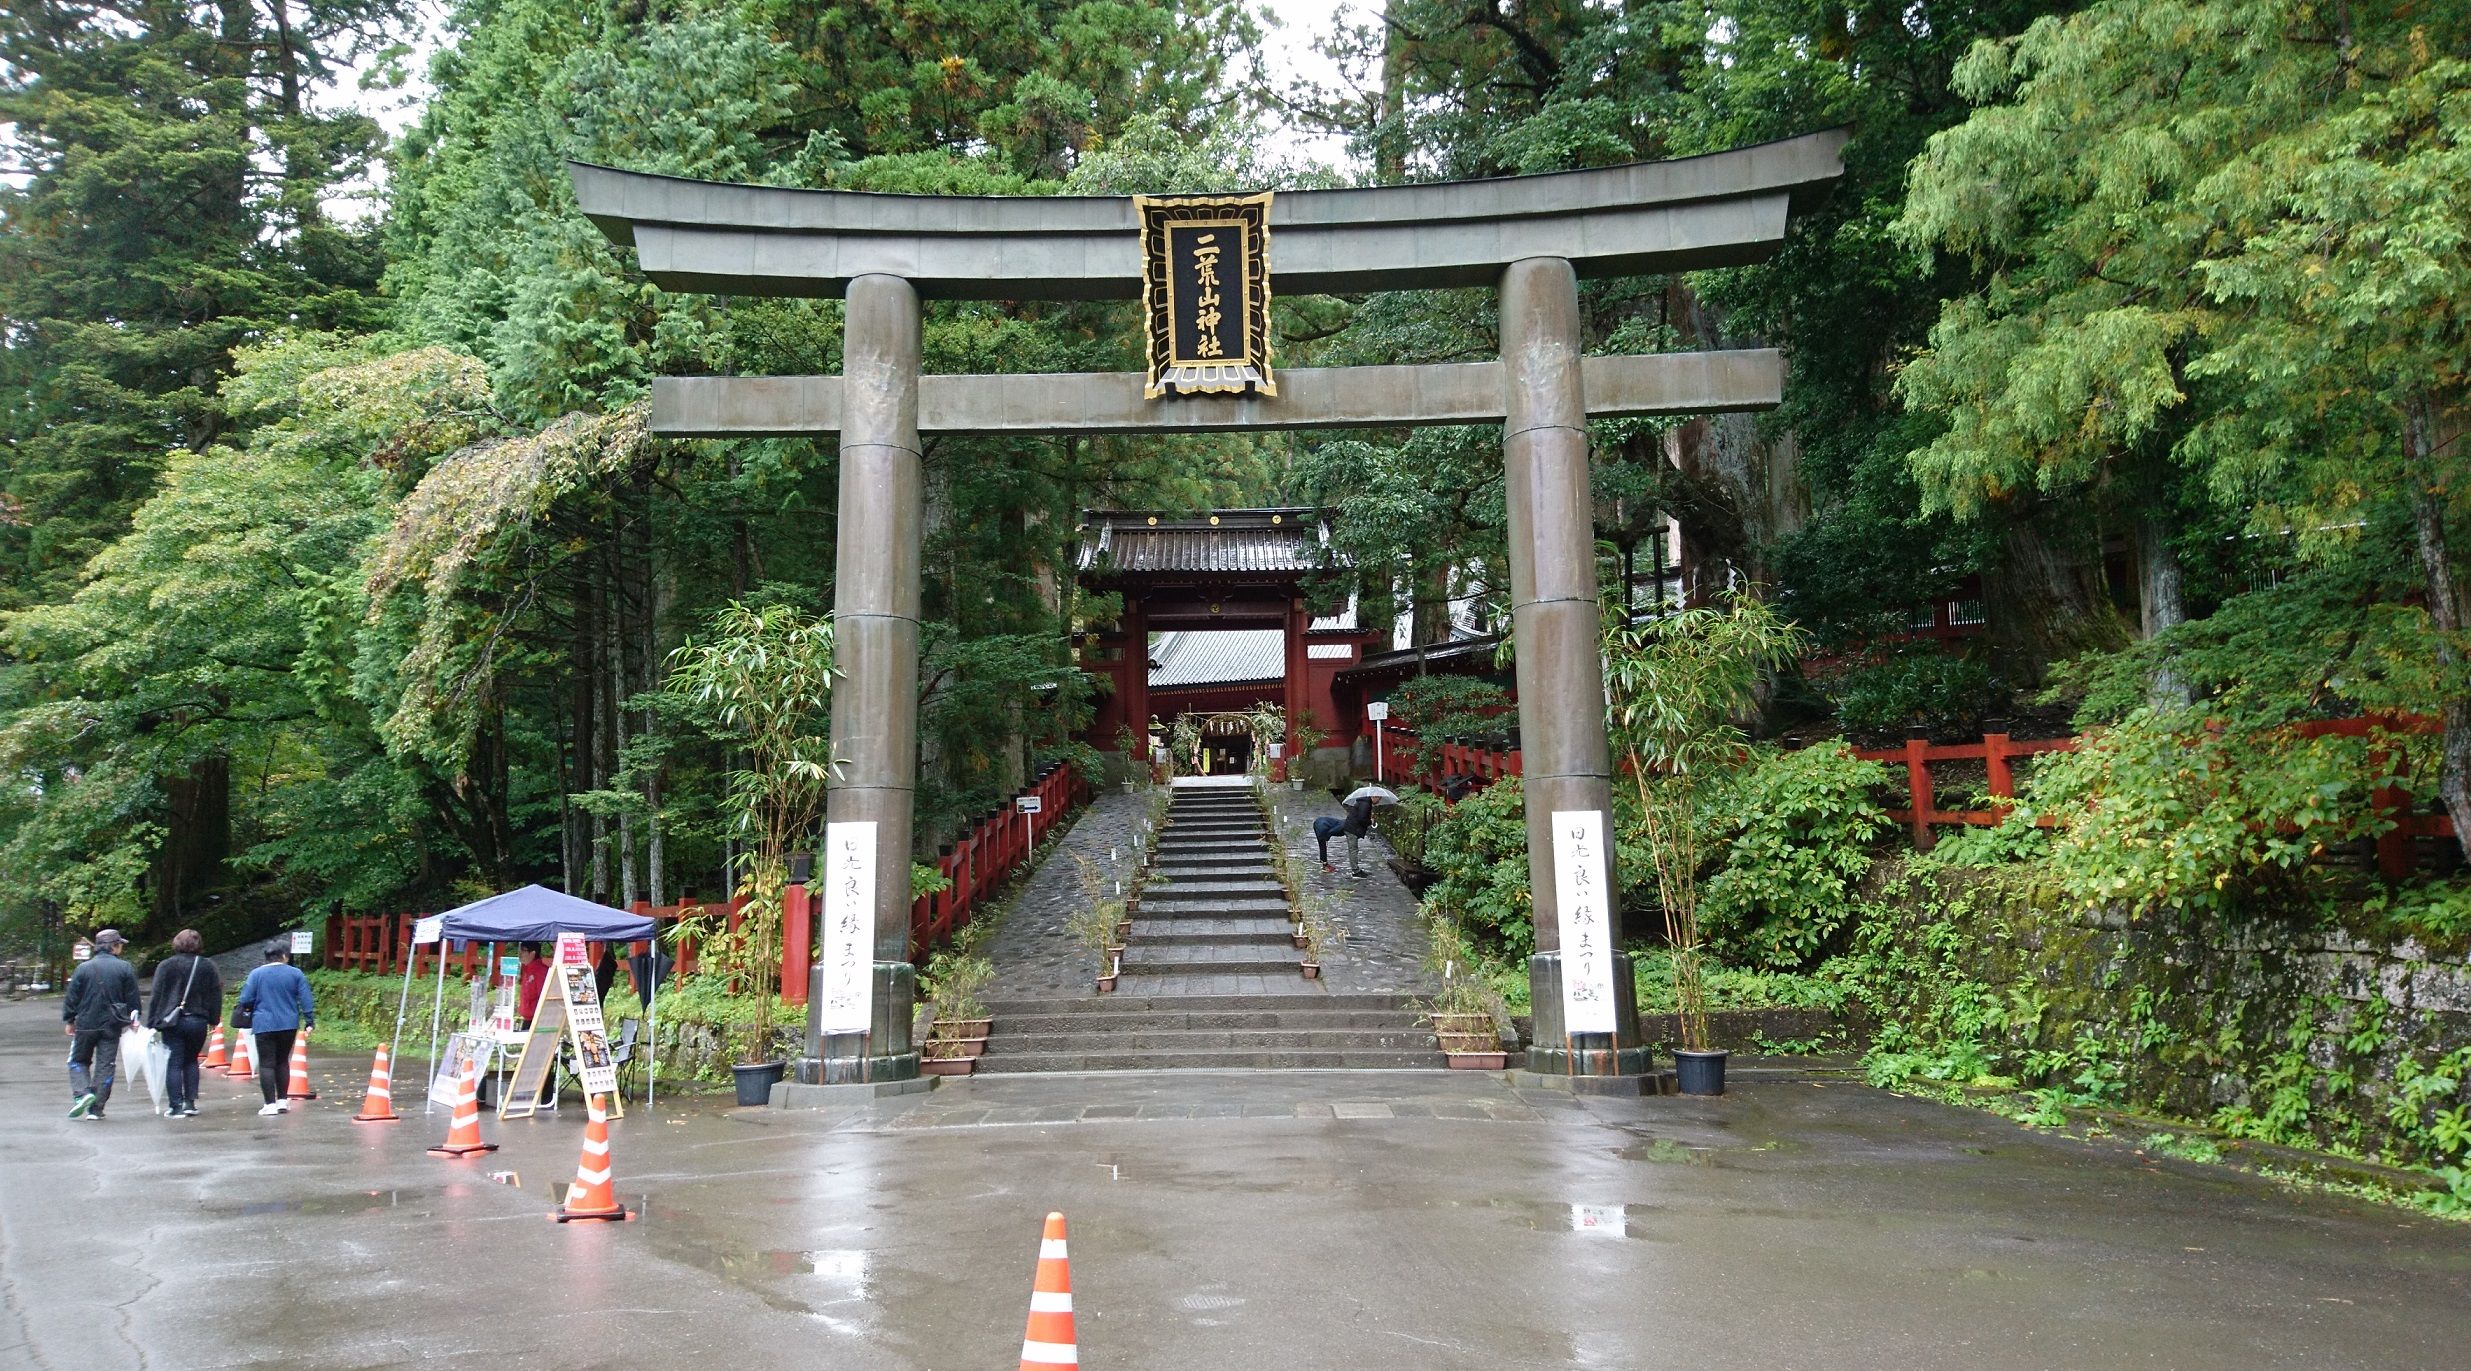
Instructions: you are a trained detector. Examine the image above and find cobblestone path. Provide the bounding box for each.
[981,787,1157,999]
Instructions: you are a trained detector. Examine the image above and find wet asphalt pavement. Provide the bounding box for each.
[2,995,2467,1370]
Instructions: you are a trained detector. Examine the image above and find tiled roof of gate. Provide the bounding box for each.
[1076,509,1335,576]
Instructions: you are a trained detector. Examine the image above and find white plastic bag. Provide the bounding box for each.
[119,1023,166,1114]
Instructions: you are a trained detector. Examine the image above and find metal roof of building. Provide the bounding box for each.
[1146,607,1362,688]
[1149,631,1283,687]
[1077,509,1333,577]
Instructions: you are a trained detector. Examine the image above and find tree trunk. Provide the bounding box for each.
[1985,502,2130,687]
[2406,398,2471,864]
[149,755,230,930]
[2135,503,2189,706]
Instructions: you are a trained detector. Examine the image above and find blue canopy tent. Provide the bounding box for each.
[400,886,664,1109]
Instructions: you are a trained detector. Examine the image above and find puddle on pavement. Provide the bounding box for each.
[648,1235,878,1323]
[210,1190,423,1217]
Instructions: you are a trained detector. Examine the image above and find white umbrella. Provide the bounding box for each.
[1342,785,1402,807]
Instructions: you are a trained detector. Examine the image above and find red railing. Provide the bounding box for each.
[906,762,1088,960]
[1846,728,2081,848]
[323,762,1091,992]
[1849,717,2457,872]
[1376,722,1521,797]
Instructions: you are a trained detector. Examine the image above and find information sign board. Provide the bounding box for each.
[1365,701,1389,721]
[1551,809,1618,1034]
[818,820,878,1035]
[290,929,315,956]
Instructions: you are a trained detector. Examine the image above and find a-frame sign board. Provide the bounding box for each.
[501,934,624,1119]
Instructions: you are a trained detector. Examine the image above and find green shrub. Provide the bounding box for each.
[1419,777,1534,955]
[1827,645,2004,737]
[1698,743,1892,968]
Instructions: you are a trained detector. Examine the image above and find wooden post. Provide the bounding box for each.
[1984,726,2015,812]
[1903,726,1936,850]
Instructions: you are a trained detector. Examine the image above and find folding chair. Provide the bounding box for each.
[611,1017,642,1099]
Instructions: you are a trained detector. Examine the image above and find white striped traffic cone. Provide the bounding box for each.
[1018,1211,1079,1369]
[351,1044,399,1122]
[552,1093,630,1222]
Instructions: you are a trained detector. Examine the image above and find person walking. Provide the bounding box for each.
[63,929,142,1120]
[145,930,223,1118]
[234,946,315,1116]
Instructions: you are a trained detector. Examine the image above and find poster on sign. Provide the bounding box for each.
[290,929,315,956]
[556,931,588,971]
[501,954,621,1118]
[429,1031,494,1104]
[819,820,878,1036]
[412,914,445,946]
[1551,809,1618,1034]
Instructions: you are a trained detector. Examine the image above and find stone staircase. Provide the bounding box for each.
[981,783,1444,1072]
[1121,784,1299,982]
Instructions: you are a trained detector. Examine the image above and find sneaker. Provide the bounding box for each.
[180,1105,200,1117]
[257,1102,284,1116]
[68,1093,95,1119]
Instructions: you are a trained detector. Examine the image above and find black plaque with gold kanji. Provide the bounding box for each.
[1136,191,1275,398]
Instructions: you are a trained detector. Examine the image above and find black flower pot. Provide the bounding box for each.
[1674,1049,1728,1097]
[733,1060,788,1107]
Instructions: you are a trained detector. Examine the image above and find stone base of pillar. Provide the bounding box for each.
[793,960,921,1086]
[1524,950,1654,1081]
[771,1075,936,1108]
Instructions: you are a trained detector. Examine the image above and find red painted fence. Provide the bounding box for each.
[1368,714,2456,872]
[324,762,1090,993]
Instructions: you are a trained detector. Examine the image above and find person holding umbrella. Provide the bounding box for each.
[1336,785,1400,878]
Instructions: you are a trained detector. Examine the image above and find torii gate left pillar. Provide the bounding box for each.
[799,273,926,1087]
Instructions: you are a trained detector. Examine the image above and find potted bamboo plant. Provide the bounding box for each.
[1297,902,1338,980]
[1069,900,1120,993]
[666,602,837,1107]
[1429,980,1509,1069]
[922,949,995,1057]
[1600,599,1803,1097]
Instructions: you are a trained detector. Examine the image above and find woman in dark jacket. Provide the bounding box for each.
[146,929,223,1118]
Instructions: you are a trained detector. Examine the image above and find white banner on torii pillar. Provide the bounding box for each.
[818,821,878,1035]
[1551,809,1618,1034]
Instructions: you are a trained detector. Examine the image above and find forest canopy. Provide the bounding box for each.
[1,0,2463,955]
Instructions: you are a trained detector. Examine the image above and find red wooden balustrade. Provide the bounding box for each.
[321,762,1091,998]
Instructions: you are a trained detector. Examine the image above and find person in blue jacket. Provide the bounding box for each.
[234,945,315,1116]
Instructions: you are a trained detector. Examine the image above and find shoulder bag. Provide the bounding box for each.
[153,955,202,1030]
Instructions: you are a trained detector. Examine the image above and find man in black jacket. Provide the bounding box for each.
[63,928,141,1119]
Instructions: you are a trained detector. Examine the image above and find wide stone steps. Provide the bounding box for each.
[976,1048,1445,1073]
[1119,949,1299,975]
[1132,899,1295,919]
[984,1028,1439,1055]
[1142,879,1285,901]
[1131,919,1295,944]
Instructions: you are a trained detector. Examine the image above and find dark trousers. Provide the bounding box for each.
[254,1028,297,1104]
[69,1028,120,1112]
[160,1014,208,1111]
[1313,816,1344,862]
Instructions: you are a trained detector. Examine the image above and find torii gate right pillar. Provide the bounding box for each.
[1500,256,1652,1086]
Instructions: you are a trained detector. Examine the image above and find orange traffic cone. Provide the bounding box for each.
[551,1093,632,1222]
[202,1024,228,1070]
[1017,1211,1079,1370]
[283,1030,317,1100]
[351,1044,399,1122]
[427,1057,498,1158]
[225,1030,255,1079]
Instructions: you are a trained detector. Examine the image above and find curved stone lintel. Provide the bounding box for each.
[570,129,1846,301]
[650,351,1783,438]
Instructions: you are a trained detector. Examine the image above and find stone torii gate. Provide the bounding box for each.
[571,130,1845,1095]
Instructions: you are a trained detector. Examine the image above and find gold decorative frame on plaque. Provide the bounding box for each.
[1135,191,1275,398]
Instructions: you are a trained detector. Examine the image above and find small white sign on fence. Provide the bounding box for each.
[1365,701,1389,721]
[290,929,315,957]
[1016,795,1043,814]
[412,914,445,946]
[818,820,879,1036]
[1551,809,1618,1034]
